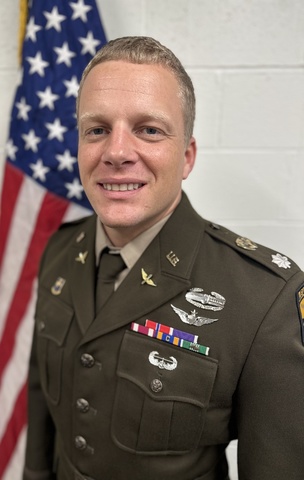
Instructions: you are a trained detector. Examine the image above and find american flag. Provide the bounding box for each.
[0,0,106,477]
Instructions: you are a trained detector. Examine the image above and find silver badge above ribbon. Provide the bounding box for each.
[171,305,218,327]
[186,288,225,311]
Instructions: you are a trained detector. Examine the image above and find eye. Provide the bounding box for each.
[88,127,108,136]
[137,126,165,141]
[143,127,159,135]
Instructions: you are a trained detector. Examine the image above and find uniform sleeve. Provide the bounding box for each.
[236,271,304,480]
[23,328,56,480]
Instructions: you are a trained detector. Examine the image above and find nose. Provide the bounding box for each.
[102,126,138,167]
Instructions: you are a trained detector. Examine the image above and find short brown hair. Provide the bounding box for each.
[77,36,196,145]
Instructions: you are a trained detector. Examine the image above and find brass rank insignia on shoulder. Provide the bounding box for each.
[296,284,304,346]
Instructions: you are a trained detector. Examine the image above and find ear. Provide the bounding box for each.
[182,136,196,180]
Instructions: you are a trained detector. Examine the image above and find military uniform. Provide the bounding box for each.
[23,193,304,480]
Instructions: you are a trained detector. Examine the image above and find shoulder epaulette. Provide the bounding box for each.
[205,221,300,281]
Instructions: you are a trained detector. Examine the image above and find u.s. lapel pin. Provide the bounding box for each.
[76,251,88,264]
[141,268,157,287]
[166,251,179,267]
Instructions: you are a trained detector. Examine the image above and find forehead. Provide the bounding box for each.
[80,60,181,104]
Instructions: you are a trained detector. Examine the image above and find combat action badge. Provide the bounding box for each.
[296,284,304,346]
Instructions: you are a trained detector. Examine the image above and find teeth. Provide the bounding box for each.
[103,183,141,191]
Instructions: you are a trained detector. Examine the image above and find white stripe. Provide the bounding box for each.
[2,425,27,480]
[0,177,45,336]
[0,282,37,440]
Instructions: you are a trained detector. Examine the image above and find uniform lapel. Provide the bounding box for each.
[82,194,207,343]
[69,214,97,334]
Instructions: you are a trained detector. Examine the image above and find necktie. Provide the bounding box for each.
[95,248,125,313]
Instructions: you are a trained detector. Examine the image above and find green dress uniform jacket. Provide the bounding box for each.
[23,193,304,480]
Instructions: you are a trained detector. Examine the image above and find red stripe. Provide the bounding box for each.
[0,164,24,269]
[0,381,27,477]
[0,190,69,382]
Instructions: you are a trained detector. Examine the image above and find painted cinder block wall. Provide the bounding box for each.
[1,1,304,478]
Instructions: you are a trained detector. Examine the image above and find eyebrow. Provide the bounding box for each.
[78,111,173,131]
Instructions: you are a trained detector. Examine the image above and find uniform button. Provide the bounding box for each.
[80,353,95,368]
[76,398,90,413]
[75,435,87,450]
[210,222,220,230]
[38,321,45,332]
[150,378,163,393]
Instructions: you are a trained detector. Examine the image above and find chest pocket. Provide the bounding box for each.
[111,330,218,455]
[35,287,73,405]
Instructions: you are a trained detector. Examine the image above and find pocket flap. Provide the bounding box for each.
[35,287,73,346]
[117,331,218,408]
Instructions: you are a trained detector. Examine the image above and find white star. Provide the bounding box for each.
[54,42,76,67]
[56,150,77,171]
[26,51,49,76]
[16,97,31,121]
[22,129,41,152]
[26,16,42,42]
[63,75,79,98]
[45,118,68,142]
[6,139,18,160]
[37,86,59,110]
[79,31,100,55]
[44,6,66,32]
[30,159,50,182]
[65,178,84,199]
[69,0,92,22]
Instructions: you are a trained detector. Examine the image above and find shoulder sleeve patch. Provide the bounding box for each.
[296,284,304,346]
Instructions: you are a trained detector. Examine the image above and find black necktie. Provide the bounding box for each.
[95,248,125,313]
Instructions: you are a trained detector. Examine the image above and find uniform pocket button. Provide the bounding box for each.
[150,378,163,393]
[80,353,95,368]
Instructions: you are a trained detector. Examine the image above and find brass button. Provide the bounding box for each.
[74,435,87,450]
[150,378,163,393]
[80,353,95,368]
[76,398,90,413]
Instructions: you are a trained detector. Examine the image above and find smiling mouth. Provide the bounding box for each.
[102,183,143,191]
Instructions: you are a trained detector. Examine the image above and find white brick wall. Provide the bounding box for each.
[1,1,304,478]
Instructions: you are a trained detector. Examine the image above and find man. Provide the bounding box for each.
[23,36,304,480]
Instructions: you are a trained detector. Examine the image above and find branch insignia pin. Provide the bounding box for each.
[75,251,88,264]
[141,268,157,287]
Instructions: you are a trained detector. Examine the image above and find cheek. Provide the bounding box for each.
[78,145,98,177]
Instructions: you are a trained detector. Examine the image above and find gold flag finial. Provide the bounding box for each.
[18,0,28,65]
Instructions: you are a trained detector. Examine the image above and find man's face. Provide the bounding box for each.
[77,60,196,246]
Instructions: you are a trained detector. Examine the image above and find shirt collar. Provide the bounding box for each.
[95,215,171,269]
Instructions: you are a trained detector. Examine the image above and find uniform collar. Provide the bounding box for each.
[95,213,172,270]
